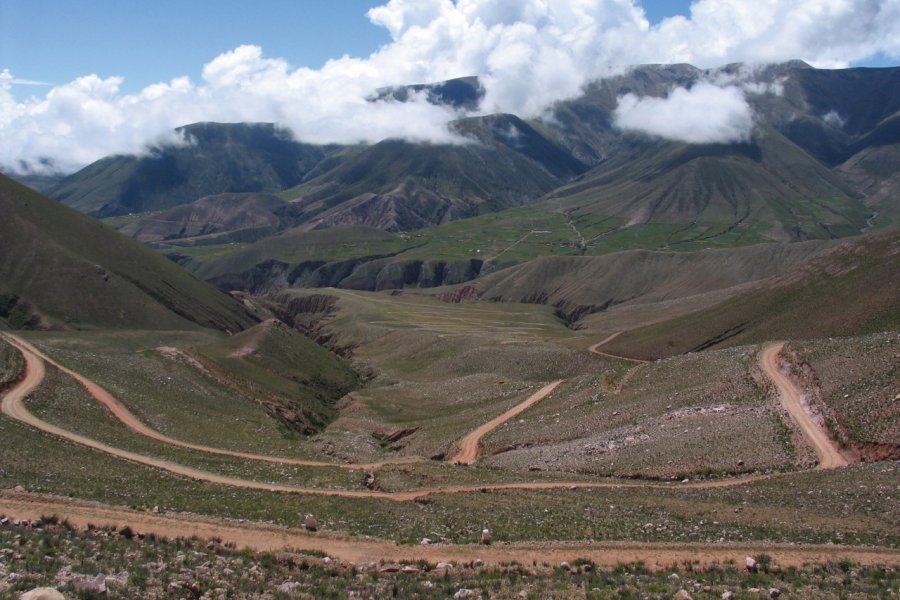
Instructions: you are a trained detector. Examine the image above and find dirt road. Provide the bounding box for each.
[759,343,849,469]
[447,380,563,465]
[0,340,768,500]
[1,493,896,568]
[588,332,649,363]
[1,333,412,471]
[1,335,883,566]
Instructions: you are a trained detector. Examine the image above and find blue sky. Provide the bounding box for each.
[2,1,695,97]
[2,0,898,173]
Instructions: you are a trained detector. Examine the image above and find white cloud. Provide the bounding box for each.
[613,83,755,144]
[2,0,899,173]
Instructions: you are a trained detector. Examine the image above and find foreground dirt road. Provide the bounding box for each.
[759,342,849,469]
[447,380,563,464]
[1,493,896,568]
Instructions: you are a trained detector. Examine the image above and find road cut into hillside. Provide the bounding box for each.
[587,332,650,363]
[1,333,417,471]
[447,380,563,465]
[758,342,850,470]
[1,492,897,569]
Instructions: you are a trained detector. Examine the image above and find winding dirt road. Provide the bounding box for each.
[0,337,769,500]
[0,334,882,566]
[447,380,563,465]
[1,333,414,472]
[588,332,650,363]
[759,342,849,469]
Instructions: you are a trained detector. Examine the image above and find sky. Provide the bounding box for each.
[1,0,898,174]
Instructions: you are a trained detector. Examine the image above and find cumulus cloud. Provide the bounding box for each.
[613,83,755,144]
[2,0,899,173]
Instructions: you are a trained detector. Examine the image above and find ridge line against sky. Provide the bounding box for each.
[1,0,899,174]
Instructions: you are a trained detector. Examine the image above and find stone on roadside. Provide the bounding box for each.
[303,514,317,532]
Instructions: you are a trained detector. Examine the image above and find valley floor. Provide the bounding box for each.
[0,290,897,596]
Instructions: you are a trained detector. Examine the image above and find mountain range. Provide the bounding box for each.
[8,61,900,296]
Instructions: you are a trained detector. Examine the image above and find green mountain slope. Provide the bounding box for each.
[463,239,833,324]
[281,114,588,231]
[542,126,867,242]
[0,174,256,331]
[49,122,337,217]
[603,231,900,359]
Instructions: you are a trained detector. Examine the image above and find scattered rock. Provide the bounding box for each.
[668,573,680,581]
[72,574,107,595]
[13,486,24,493]
[769,588,781,598]
[379,565,401,573]
[454,589,479,599]
[420,537,432,545]
[745,556,758,573]
[19,589,66,600]
[277,581,301,594]
[473,558,484,568]
[721,592,735,600]
[401,566,421,574]
[673,590,693,600]
[303,514,317,532]
[480,529,492,545]
[435,562,453,570]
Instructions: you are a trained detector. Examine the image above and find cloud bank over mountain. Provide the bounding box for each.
[2,0,899,173]
[613,83,755,144]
